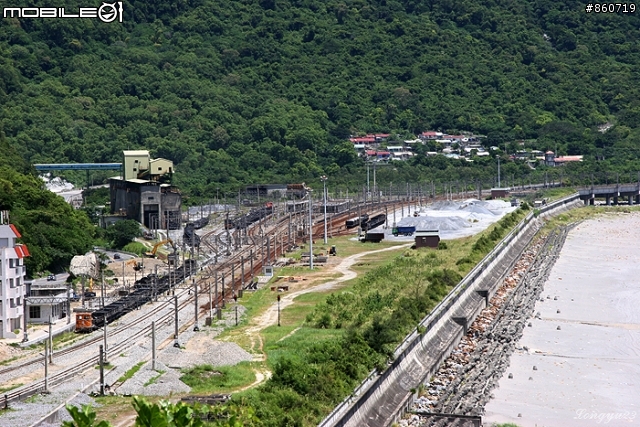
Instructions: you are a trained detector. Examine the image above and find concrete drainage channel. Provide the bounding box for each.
[319,194,582,427]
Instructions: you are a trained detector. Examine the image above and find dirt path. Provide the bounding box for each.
[238,243,412,390]
[249,243,412,333]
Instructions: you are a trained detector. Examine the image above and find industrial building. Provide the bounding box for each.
[25,280,69,324]
[0,211,29,339]
[109,150,182,230]
[415,230,441,248]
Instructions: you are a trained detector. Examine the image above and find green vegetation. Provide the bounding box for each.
[121,241,148,256]
[0,384,22,394]
[117,361,145,383]
[143,371,166,387]
[217,208,529,425]
[0,136,94,274]
[180,362,256,393]
[1,0,640,202]
[102,220,142,249]
[64,396,259,427]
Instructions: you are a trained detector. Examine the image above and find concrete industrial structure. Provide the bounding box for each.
[109,150,182,230]
[0,211,29,339]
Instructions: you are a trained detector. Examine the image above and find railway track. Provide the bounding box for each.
[0,197,409,406]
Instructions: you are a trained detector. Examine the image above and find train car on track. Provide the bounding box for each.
[75,259,196,332]
[345,217,361,228]
[224,202,274,230]
[345,214,369,229]
[363,214,385,231]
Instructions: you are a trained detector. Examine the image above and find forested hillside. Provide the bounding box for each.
[1,0,640,196]
[0,136,94,274]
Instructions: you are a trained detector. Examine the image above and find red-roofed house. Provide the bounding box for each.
[0,211,28,338]
[420,131,442,140]
[544,151,584,167]
[350,137,376,144]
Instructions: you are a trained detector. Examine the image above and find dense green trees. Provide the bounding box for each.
[0,135,94,274]
[1,0,640,198]
[103,219,142,249]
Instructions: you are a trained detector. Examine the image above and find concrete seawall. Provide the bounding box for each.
[319,194,581,427]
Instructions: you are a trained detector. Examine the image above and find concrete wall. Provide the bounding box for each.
[319,193,581,427]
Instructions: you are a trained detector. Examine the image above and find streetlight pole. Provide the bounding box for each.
[321,176,328,245]
[497,155,501,188]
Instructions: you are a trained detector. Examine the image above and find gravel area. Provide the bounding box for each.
[116,361,191,396]
[0,280,252,427]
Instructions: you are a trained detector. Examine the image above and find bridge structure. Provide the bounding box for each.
[34,163,122,171]
[578,182,640,205]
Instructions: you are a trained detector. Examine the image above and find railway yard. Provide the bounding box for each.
[0,191,563,427]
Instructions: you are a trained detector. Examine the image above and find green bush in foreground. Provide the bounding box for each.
[63,396,258,427]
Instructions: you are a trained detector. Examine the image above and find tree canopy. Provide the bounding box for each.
[1,0,640,197]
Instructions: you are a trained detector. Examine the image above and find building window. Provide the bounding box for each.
[9,278,14,288]
[9,259,13,268]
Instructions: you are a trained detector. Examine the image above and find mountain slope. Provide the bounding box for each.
[1,0,639,195]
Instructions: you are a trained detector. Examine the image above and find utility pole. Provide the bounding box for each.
[173,296,180,348]
[321,175,328,245]
[193,277,199,332]
[48,315,53,364]
[308,190,314,270]
[98,345,104,395]
[151,321,156,370]
[103,315,108,364]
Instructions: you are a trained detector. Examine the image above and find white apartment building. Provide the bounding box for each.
[0,211,29,339]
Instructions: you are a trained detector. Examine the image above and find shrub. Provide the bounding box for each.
[121,242,147,256]
[437,241,448,250]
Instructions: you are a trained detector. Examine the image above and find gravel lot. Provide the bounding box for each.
[0,288,253,427]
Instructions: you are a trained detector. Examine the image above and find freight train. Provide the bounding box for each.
[345,214,369,229]
[224,202,273,229]
[75,259,196,332]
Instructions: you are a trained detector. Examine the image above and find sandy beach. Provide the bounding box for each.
[483,212,640,426]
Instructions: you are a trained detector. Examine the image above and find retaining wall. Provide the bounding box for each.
[319,194,581,427]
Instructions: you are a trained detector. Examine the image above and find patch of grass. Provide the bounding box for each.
[143,370,165,387]
[118,362,144,383]
[52,331,83,349]
[95,363,113,370]
[0,354,22,366]
[180,361,256,393]
[0,383,23,394]
[92,395,145,422]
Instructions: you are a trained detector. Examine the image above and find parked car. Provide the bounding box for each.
[47,274,56,281]
[113,253,121,259]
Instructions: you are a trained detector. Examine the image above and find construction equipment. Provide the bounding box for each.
[145,239,176,258]
[126,259,143,271]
